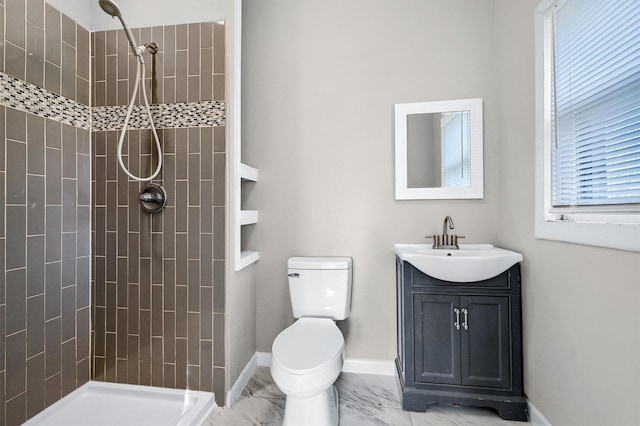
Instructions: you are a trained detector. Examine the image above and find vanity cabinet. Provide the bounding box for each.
[396,257,528,421]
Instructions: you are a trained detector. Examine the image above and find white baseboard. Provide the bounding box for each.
[256,351,272,367]
[225,352,258,408]
[342,358,396,376]
[529,401,552,426]
[256,352,395,376]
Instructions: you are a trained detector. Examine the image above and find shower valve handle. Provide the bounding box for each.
[139,192,163,204]
[138,184,167,214]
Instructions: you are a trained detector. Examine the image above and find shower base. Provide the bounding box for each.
[24,381,215,426]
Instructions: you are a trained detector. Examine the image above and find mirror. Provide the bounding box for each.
[395,98,483,200]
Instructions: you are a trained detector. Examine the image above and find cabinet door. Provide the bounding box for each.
[413,294,460,385]
[460,295,511,389]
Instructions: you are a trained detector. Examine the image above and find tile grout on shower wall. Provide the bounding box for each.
[0,1,228,424]
[90,19,227,407]
[1,1,93,423]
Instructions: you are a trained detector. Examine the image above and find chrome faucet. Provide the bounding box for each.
[430,216,464,249]
[443,215,454,240]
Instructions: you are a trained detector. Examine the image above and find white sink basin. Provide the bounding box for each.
[394,243,523,282]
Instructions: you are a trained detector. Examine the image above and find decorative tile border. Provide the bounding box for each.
[0,72,91,130]
[0,72,226,132]
[91,100,226,131]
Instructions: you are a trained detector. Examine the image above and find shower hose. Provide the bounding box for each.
[117,56,162,181]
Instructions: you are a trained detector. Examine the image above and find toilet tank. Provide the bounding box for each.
[287,257,352,320]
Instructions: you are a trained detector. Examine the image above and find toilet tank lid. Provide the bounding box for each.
[288,257,352,270]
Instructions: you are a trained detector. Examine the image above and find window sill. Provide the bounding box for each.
[534,126,640,252]
[534,217,640,252]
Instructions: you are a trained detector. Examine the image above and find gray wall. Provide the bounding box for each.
[227,266,256,393]
[243,0,500,360]
[243,0,640,425]
[494,1,640,425]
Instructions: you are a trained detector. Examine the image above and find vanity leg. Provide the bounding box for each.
[493,400,529,422]
[402,393,436,412]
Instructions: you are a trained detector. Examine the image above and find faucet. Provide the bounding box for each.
[430,216,464,249]
[443,215,454,241]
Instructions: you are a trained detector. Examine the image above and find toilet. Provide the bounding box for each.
[271,256,353,426]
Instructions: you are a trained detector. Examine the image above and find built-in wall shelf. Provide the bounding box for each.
[239,210,257,225]
[240,164,257,182]
[236,162,259,271]
[238,250,260,270]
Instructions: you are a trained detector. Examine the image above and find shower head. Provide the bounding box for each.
[98,0,142,61]
[99,0,121,18]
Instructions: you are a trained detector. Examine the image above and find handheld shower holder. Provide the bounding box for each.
[145,42,159,54]
[100,0,163,182]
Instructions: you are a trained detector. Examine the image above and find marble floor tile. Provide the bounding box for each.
[336,372,403,410]
[340,401,412,426]
[409,404,531,426]
[204,395,285,426]
[241,367,285,401]
[204,368,531,425]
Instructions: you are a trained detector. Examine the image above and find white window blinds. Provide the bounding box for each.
[551,0,640,207]
[441,111,470,188]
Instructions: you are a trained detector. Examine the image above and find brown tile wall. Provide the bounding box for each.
[90,22,227,406]
[1,1,92,425]
[92,21,225,108]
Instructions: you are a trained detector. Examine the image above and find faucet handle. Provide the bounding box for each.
[451,235,465,246]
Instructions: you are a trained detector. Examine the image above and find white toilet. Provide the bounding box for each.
[271,256,353,426]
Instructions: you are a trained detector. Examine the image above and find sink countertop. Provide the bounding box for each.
[394,243,523,282]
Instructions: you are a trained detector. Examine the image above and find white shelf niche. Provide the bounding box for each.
[237,250,260,270]
[240,163,257,182]
[239,210,257,225]
[236,163,258,271]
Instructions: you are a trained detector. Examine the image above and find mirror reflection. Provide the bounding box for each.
[406,111,471,189]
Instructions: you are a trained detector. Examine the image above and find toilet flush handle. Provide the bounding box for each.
[288,273,299,278]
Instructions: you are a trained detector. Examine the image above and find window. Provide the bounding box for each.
[535,0,640,251]
[441,111,471,188]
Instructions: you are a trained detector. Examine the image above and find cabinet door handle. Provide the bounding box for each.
[453,308,460,330]
[461,308,469,330]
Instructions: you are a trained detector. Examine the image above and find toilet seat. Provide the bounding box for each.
[272,318,344,375]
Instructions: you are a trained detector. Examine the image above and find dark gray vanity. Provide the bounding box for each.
[395,256,528,421]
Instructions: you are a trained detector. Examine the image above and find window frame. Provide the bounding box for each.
[534,0,640,252]
[440,111,471,188]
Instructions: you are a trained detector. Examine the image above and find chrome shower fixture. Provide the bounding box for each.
[99,0,146,62]
[98,0,121,17]
[97,0,163,182]
[138,184,167,214]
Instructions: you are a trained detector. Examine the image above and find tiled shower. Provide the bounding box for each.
[0,1,228,424]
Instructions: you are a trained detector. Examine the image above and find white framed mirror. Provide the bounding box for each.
[395,98,484,200]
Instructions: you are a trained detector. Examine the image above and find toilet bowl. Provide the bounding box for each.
[270,257,352,426]
[271,318,344,426]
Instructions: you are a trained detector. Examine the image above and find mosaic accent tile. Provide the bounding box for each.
[92,100,226,131]
[0,71,226,133]
[0,72,91,130]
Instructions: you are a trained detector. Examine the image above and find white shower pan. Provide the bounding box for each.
[25,381,215,426]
